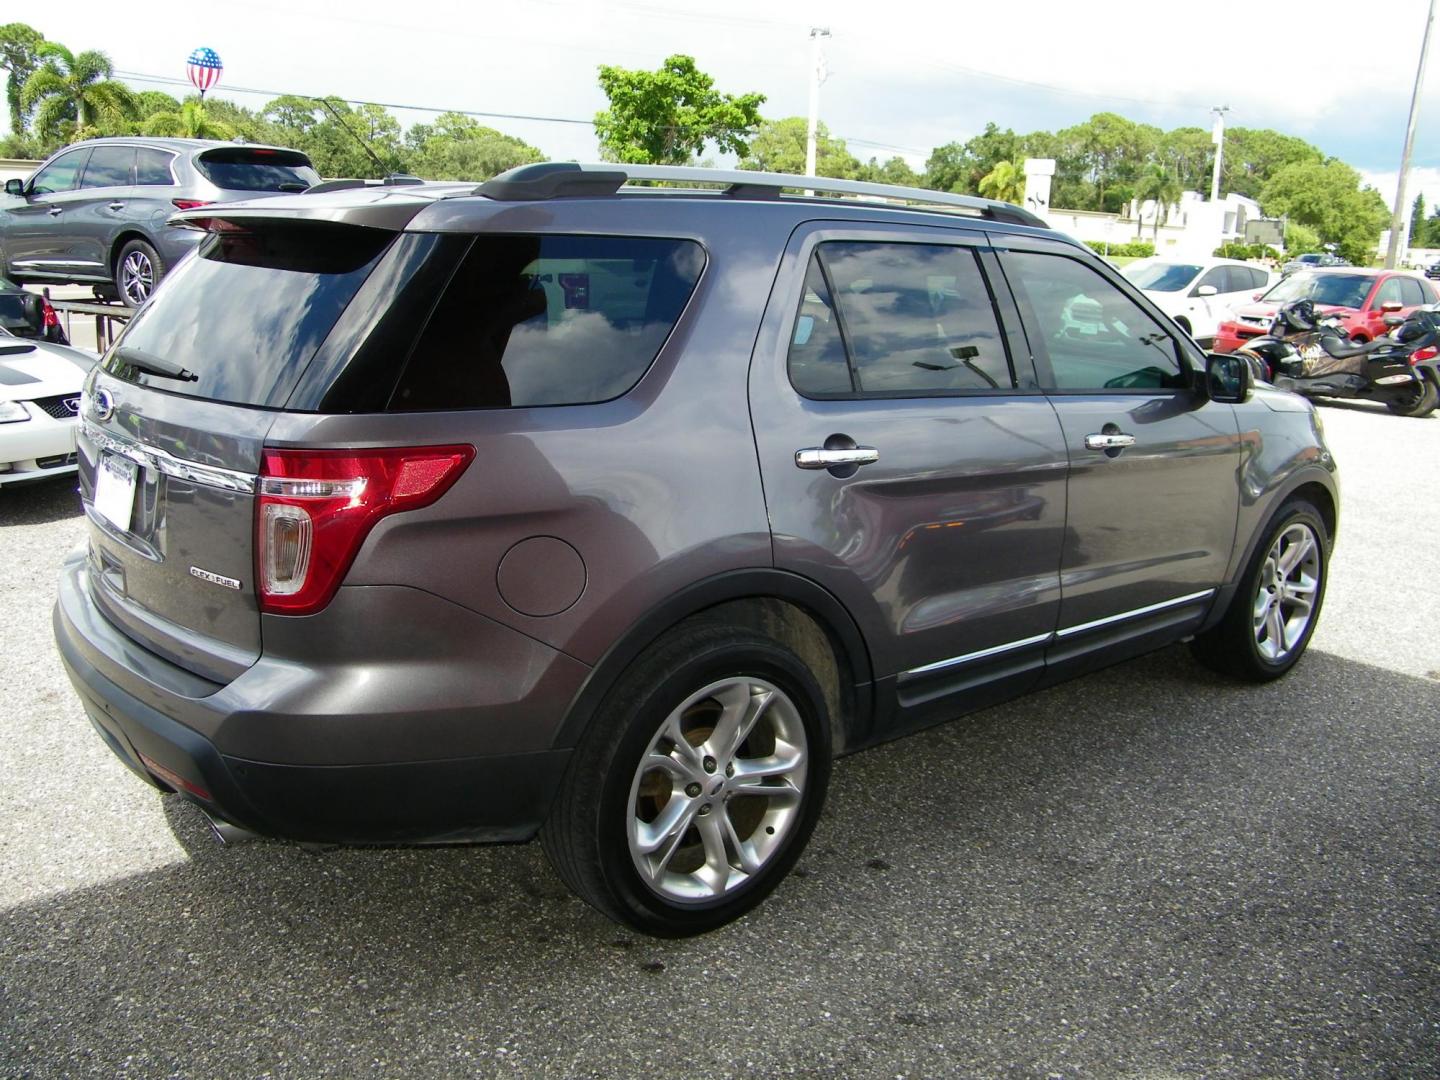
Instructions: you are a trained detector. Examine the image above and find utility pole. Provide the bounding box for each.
[805,27,831,179]
[1386,0,1436,269]
[1209,105,1230,202]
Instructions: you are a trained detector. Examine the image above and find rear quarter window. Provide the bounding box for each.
[385,234,705,410]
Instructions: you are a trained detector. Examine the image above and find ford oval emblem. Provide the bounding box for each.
[93,388,114,422]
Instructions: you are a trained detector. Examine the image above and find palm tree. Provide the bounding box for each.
[143,99,233,140]
[1133,165,1183,242]
[20,43,136,139]
[978,159,1026,204]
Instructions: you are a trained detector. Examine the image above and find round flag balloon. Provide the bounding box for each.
[186,48,223,96]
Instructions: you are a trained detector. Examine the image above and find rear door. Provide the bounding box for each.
[77,217,401,681]
[993,238,1241,677]
[749,223,1068,724]
[69,144,136,277]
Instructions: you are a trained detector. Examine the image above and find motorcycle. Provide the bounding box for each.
[1236,299,1440,418]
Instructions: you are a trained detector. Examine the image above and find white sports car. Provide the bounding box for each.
[0,329,96,486]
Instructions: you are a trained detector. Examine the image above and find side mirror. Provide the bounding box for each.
[1206,352,1251,403]
[3,178,23,197]
[1384,314,1405,328]
[1380,300,1403,313]
[1194,284,1219,297]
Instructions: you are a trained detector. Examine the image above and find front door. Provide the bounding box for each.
[5,147,92,278]
[995,240,1241,676]
[749,224,1069,729]
[68,144,137,279]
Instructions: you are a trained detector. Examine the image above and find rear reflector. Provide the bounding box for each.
[1411,346,1437,364]
[256,445,474,615]
[139,754,212,801]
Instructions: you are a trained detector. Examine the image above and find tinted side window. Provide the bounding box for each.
[1399,276,1428,306]
[1007,251,1187,391]
[81,146,133,188]
[1249,268,1270,291]
[815,241,1014,392]
[29,149,90,196]
[1373,277,1404,308]
[388,235,704,410]
[135,149,176,186]
[788,255,853,395]
[1195,267,1228,293]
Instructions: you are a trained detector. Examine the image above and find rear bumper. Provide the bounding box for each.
[53,546,580,844]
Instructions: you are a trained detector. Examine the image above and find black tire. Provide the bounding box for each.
[1385,376,1439,418]
[114,238,165,308]
[542,620,833,936]
[1191,498,1328,681]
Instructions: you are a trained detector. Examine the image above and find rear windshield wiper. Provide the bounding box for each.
[114,345,198,382]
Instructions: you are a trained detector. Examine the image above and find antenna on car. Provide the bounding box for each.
[312,96,408,185]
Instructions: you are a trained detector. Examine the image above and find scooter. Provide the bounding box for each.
[1237,299,1440,417]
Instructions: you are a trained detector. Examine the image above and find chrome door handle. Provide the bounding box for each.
[795,446,880,469]
[107,202,125,211]
[1084,432,1136,451]
[47,207,62,216]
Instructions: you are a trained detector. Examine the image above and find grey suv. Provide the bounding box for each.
[2,137,318,307]
[53,163,1338,935]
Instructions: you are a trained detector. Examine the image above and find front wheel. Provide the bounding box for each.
[1191,499,1328,681]
[542,621,833,936]
[1386,376,1438,418]
[115,239,165,308]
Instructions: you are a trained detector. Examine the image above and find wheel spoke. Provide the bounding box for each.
[708,682,772,760]
[1266,604,1286,652]
[720,807,762,875]
[1278,534,1314,577]
[659,710,705,772]
[634,795,695,858]
[731,744,804,784]
[642,750,694,783]
[729,777,802,803]
[694,812,733,894]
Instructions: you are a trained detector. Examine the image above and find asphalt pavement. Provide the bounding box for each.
[0,402,1435,1078]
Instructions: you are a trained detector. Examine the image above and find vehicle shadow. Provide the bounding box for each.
[1,647,1436,1077]
[0,474,83,525]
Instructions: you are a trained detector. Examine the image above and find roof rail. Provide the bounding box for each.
[475,161,1048,228]
[305,174,426,195]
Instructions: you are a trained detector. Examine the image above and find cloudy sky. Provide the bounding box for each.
[9,0,1440,211]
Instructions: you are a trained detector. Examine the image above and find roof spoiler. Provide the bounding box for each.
[475,161,1049,228]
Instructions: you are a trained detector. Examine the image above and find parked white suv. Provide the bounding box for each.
[1122,258,1276,345]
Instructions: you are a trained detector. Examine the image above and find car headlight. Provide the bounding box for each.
[0,401,30,424]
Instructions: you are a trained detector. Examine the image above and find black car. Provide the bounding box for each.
[0,276,67,343]
[1423,260,1440,280]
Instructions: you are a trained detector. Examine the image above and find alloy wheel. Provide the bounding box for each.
[1252,522,1321,662]
[627,676,808,903]
[121,250,154,305]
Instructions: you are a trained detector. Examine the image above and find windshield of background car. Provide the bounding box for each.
[194,148,319,192]
[1123,262,1202,292]
[1262,272,1372,310]
[102,221,393,406]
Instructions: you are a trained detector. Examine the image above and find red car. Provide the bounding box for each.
[1213,269,1439,353]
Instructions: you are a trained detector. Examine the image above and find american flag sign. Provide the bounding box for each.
[186,48,223,95]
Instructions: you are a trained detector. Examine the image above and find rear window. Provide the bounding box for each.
[385,235,705,410]
[104,222,393,407]
[194,148,319,192]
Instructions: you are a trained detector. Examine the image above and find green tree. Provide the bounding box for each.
[1410,192,1426,245]
[594,54,764,164]
[978,159,1025,203]
[1158,127,1215,193]
[407,111,543,180]
[1132,164,1183,240]
[1223,128,1324,200]
[142,98,234,140]
[1284,220,1322,254]
[923,122,1019,194]
[1260,159,1389,264]
[738,117,860,178]
[20,42,136,140]
[857,155,921,187]
[1057,112,1159,212]
[261,96,405,178]
[133,90,181,121]
[0,22,44,137]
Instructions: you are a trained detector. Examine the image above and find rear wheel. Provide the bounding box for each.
[1385,376,1439,417]
[542,621,832,935]
[1191,499,1328,681]
[115,239,164,308]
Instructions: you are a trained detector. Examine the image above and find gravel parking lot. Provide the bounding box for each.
[1,402,1436,1079]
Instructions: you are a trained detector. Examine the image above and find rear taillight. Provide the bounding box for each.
[1411,346,1437,364]
[40,298,59,329]
[256,445,474,615]
[172,198,213,210]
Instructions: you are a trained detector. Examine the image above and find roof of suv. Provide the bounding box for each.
[173,160,1065,242]
[55,136,310,156]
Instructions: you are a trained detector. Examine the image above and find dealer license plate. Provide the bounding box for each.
[93,454,138,532]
